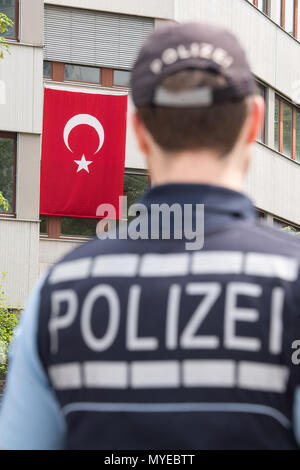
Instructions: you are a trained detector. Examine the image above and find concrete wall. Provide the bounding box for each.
[125,96,147,170]
[39,238,82,278]
[0,0,44,133]
[44,0,175,20]
[246,143,300,224]
[0,44,43,134]
[0,0,44,307]
[0,219,39,307]
[21,0,44,46]
[16,134,41,221]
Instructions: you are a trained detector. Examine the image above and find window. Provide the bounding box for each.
[44,6,154,70]
[257,0,268,13]
[274,94,300,161]
[61,217,98,237]
[123,172,149,210]
[285,0,295,34]
[275,97,280,150]
[64,64,101,84]
[40,215,47,234]
[45,62,132,89]
[248,0,269,15]
[0,0,18,40]
[256,209,266,219]
[0,132,16,214]
[282,101,292,157]
[256,82,267,143]
[275,0,299,40]
[40,171,149,238]
[273,217,300,232]
[275,0,282,23]
[113,70,131,87]
[43,61,52,79]
[296,111,300,162]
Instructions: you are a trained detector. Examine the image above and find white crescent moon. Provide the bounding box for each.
[63,114,105,154]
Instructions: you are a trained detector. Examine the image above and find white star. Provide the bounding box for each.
[74,154,93,173]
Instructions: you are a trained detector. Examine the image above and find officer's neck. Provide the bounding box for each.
[146,146,249,193]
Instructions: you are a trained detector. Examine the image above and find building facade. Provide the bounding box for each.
[0,0,300,307]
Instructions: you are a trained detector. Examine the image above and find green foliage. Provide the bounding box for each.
[0,13,13,59]
[0,14,13,215]
[0,274,19,378]
[0,137,14,212]
[0,191,8,212]
[283,226,300,236]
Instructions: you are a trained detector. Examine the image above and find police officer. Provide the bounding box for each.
[1,21,300,450]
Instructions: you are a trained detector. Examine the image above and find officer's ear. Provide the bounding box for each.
[246,95,265,144]
[131,111,152,157]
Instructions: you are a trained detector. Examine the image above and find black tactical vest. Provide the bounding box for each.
[37,185,300,449]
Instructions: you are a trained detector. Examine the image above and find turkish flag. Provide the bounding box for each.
[40,87,128,219]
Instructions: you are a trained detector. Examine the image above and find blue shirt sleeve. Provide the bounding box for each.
[0,277,66,450]
[294,387,300,446]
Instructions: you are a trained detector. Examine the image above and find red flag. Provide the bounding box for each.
[40,88,128,219]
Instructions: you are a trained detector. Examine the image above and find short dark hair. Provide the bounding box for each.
[137,70,251,156]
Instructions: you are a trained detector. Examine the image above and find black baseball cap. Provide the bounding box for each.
[131,21,256,108]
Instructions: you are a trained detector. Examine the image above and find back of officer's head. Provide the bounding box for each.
[131,21,264,164]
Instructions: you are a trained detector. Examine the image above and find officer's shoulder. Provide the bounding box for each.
[239,220,300,257]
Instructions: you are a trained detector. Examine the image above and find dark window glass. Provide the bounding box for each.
[40,215,47,234]
[256,209,265,220]
[0,0,16,39]
[256,84,266,143]
[274,97,280,151]
[274,218,286,229]
[296,111,300,163]
[113,69,131,87]
[123,173,149,209]
[43,61,51,78]
[274,218,300,233]
[282,102,293,157]
[61,217,98,237]
[64,64,100,83]
[0,134,14,213]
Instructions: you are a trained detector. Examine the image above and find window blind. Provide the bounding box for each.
[44,5,154,70]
